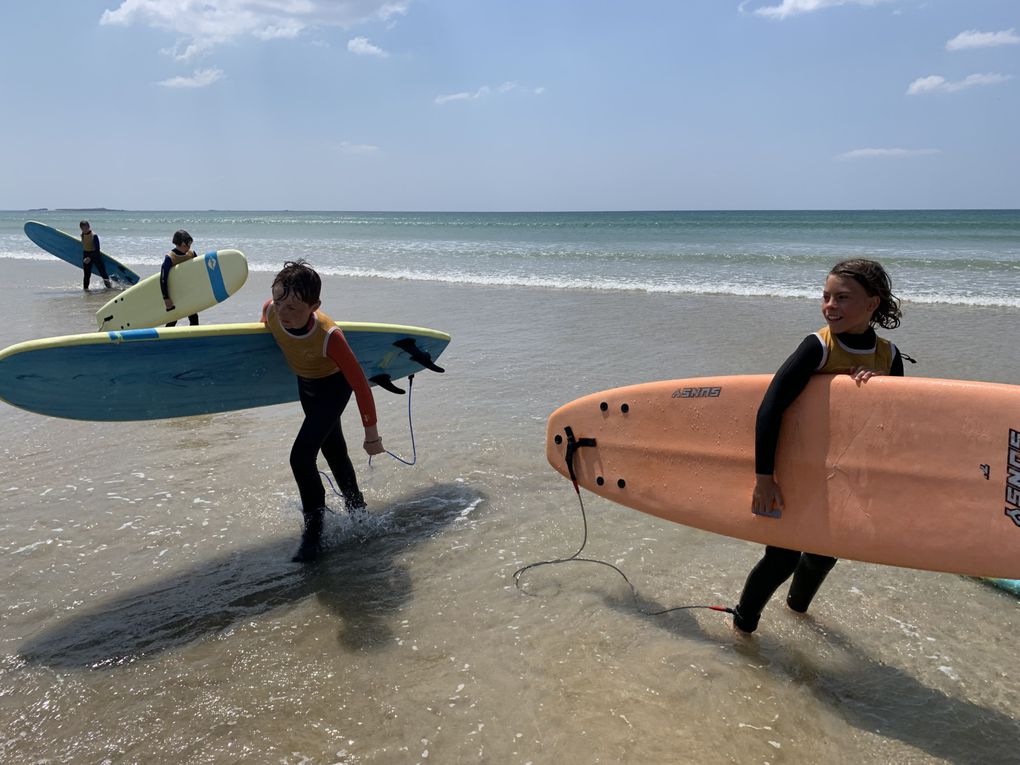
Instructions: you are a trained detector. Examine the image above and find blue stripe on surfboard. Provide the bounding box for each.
[204,251,229,302]
[107,329,161,342]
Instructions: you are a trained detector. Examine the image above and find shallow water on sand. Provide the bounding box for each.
[1,260,1018,763]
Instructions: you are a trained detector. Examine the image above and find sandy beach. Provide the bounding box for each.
[1,257,1018,763]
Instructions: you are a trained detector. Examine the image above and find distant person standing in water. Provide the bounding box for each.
[79,220,112,290]
[161,229,200,327]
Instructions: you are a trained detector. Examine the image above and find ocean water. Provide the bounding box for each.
[0,210,1018,763]
[2,209,1018,307]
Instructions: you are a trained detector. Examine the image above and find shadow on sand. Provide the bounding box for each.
[602,584,1020,765]
[20,483,484,668]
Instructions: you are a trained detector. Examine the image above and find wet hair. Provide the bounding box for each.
[172,229,193,248]
[79,220,90,229]
[829,258,902,329]
[272,259,321,305]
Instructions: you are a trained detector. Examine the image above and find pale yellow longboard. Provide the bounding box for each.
[96,249,248,330]
[547,374,1020,579]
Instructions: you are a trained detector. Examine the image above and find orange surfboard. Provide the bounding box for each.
[546,375,1020,579]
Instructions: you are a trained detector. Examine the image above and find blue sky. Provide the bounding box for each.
[1,0,1017,210]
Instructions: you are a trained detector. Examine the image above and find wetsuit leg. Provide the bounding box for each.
[290,374,350,511]
[315,375,364,506]
[786,553,837,613]
[83,257,93,290]
[166,319,178,327]
[94,256,111,287]
[734,545,801,633]
[187,313,199,325]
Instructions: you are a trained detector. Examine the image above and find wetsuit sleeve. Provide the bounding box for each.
[755,335,823,475]
[890,348,904,377]
[94,234,100,252]
[326,330,378,427]
[159,255,173,300]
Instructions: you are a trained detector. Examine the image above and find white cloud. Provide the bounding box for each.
[101,0,409,58]
[434,82,544,105]
[348,36,388,57]
[836,147,940,160]
[435,86,491,105]
[337,141,379,154]
[946,29,1020,51]
[745,0,888,20]
[158,67,224,88]
[906,72,1012,95]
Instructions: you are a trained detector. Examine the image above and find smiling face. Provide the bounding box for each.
[822,273,880,334]
[272,283,320,330]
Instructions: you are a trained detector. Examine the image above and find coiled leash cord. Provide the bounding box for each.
[513,428,734,619]
[369,373,418,467]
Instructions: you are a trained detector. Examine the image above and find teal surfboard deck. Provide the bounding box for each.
[0,322,450,421]
[24,221,140,285]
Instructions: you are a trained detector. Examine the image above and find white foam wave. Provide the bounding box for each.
[244,262,1020,308]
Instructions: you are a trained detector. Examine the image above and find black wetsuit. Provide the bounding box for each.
[734,329,904,633]
[82,232,110,289]
[161,249,199,326]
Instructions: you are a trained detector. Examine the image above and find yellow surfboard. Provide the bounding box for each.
[547,374,1020,579]
[96,249,248,330]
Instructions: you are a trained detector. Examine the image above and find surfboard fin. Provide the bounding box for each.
[562,426,597,487]
[370,374,405,395]
[394,338,445,374]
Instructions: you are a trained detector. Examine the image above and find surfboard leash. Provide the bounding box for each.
[317,374,419,500]
[370,373,418,467]
[513,427,735,619]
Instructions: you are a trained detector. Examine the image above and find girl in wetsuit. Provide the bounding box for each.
[262,260,385,563]
[733,258,905,633]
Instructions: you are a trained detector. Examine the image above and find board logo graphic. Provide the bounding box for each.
[206,255,218,271]
[1006,428,1020,528]
[672,386,721,399]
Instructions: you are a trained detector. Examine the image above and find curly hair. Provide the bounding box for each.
[829,258,902,329]
[272,259,321,305]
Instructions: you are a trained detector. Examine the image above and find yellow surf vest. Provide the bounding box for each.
[167,248,197,266]
[265,304,339,379]
[814,325,895,375]
[82,232,98,252]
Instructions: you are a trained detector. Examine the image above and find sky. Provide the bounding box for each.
[0,0,1017,211]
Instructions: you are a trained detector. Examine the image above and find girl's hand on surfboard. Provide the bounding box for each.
[752,474,784,518]
[849,367,883,385]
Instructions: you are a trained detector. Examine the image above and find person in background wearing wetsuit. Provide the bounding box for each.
[161,229,200,327]
[733,258,905,634]
[80,220,112,290]
[262,260,385,563]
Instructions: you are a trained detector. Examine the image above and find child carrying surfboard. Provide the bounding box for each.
[733,258,905,633]
[262,260,385,563]
[161,230,200,327]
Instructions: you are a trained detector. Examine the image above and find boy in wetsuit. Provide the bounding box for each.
[161,229,200,326]
[80,220,112,290]
[733,258,906,633]
[262,260,385,562]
